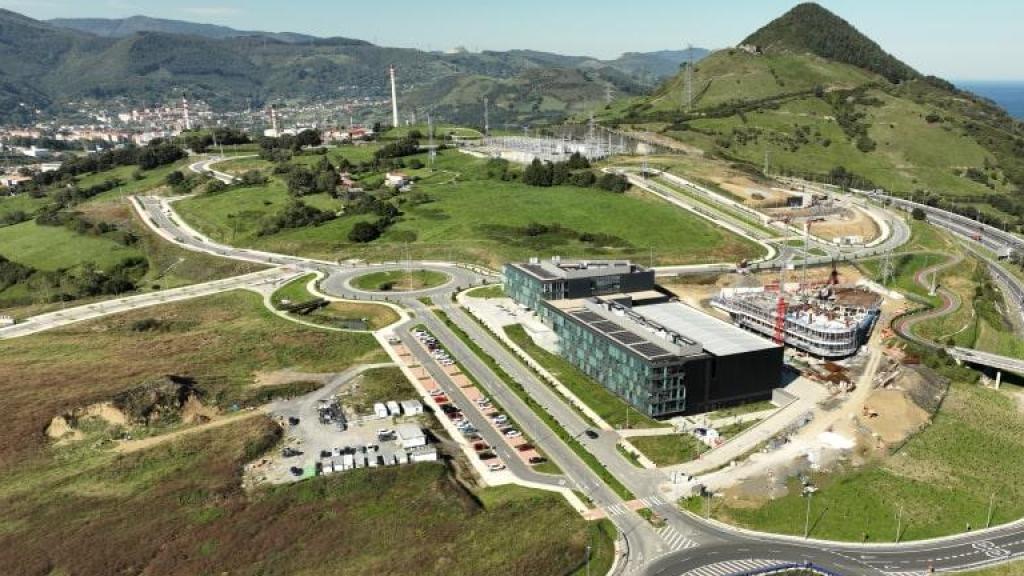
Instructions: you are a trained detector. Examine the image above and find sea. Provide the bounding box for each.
[956,81,1024,120]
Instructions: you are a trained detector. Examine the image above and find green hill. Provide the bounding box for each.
[606,3,1024,229]
[0,9,701,127]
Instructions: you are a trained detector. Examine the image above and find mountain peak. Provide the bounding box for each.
[741,2,917,83]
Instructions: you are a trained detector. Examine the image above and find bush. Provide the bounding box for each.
[596,173,629,193]
[130,318,163,332]
[912,207,927,221]
[348,221,382,243]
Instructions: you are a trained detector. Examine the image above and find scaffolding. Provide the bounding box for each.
[711,287,880,358]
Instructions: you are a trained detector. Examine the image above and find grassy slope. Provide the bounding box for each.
[630,434,708,467]
[0,417,602,576]
[176,150,761,267]
[0,218,143,270]
[350,269,449,291]
[611,49,1016,199]
[702,380,1024,542]
[0,291,385,468]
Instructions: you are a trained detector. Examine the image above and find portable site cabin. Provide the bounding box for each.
[408,446,438,462]
[400,399,423,415]
[374,402,389,418]
[366,448,379,467]
[396,423,427,449]
[321,459,335,475]
[342,453,355,470]
[386,400,402,416]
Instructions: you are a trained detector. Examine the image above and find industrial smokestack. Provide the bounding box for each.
[389,65,400,129]
[270,104,278,136]
[182,93,191,131]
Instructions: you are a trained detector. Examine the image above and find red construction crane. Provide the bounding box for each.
[774,296,787,345]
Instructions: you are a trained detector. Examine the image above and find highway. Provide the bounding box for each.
[8,155,1024,575]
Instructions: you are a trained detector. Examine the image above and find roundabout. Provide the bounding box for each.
[319,263,491,301]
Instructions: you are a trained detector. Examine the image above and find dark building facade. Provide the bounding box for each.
[506,259,783,418]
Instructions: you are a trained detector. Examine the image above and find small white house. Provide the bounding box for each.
[373,402,389,418]
[342,453,355,470]
[385,171,409,188]
[386,400,402,417]
[396,423,427,449]
[399,399,423,415]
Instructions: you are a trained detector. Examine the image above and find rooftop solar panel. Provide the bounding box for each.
[610,331,645,345]
[573,311,605,323]
[590,320,621,333]
[521,264,558,280]
[632,342,671,358]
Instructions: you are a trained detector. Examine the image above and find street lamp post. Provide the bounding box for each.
[987,492,996,528]
[803,491,813,539]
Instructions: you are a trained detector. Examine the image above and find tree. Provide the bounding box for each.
[165,171,185,187]
[912,207,927,221]
[596,173,629,193]
[565,152,590,170]
[286,167,317,196]
[348,221,382,243]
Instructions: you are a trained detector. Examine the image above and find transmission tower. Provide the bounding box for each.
[427,113,436,172]
[483,97,490,136]
[605,84,615,105]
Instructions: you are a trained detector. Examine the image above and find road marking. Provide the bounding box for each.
[604,503,629,517]
[641,495,665,507]
[656,525,699,551]
[681,558,781,576]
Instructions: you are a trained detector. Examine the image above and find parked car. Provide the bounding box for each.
[491,414,508,425]
[289,466,303,477]
[504,429,522,438]
[528,456,547,465]
[288,416,300,426]
[516,443,534,452]
[282,447,303,458]
[488,462,506,472]
[584,429,599,439]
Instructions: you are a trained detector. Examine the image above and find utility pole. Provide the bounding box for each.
[895,504,904,543]
[987,492,996,528]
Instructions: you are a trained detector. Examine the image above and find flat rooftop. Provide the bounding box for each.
[511,259,646,281]
[549,297,702,361]
[633,301,779,356]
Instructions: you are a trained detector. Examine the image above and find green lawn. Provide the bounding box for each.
[504,324,666,429]
[697,380,1024,542]
[0,219,143,270]
[0,193,48,220]
[465,284,506,299]
[175,150,763,267]
[271,273,400,330]
[350,269,449,292]
[630,434,708,467]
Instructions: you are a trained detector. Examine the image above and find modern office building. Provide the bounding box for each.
[504,258,657,315]
[505,258,784,418]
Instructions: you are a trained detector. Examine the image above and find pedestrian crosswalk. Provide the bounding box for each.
[604,503,630,517]
[657,525,699,551]
[639,495,665,508]
[682,559,782,576]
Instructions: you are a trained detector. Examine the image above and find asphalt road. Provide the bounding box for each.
[13,155,1023,575]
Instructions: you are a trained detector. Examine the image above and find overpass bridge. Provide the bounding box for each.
[948,346,1024,379]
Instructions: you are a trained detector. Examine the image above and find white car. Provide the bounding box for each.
[492,415,508,425]
[488,462,506,472]
[504,429,522,438]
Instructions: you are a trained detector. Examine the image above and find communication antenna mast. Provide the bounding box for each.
[605,84,615,105]
[182,93,192,131]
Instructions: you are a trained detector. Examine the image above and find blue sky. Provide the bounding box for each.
[3,0,1021,80]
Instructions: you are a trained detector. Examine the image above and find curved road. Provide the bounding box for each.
[892,254,964,349]
[13,156,1013,576]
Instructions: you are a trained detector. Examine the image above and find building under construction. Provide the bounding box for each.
[711,272,881,359]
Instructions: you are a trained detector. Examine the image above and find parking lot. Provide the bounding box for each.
[245,364,437,486]
[407,328,545,471]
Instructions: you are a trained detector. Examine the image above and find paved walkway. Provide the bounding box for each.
[665,378,829,476]
[0,268,299,340]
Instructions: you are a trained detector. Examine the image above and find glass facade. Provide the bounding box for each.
[547,305,690,417]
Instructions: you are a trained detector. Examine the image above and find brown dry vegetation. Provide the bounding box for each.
[0,417,595,576]
[0,291,384,468]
